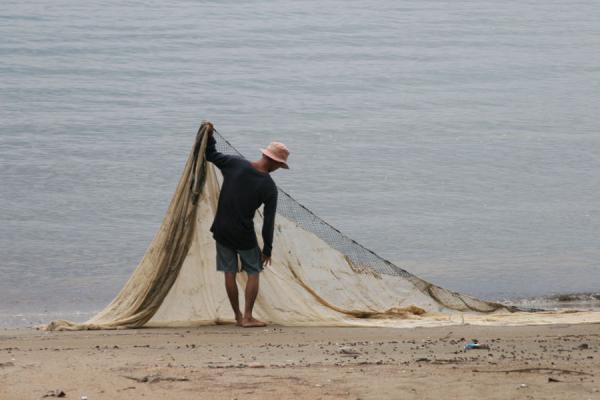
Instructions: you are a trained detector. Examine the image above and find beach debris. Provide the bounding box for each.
[80,396,88,400]
[577,343,589,350]
[473,367,592,376]
[518,383,528,389]
[42,389,66,398]
[0,361,15,368]
[547,377,561,383]
[339,347,361,357]
[429,358,466,365]
[117,387,137,392]
[441,331,453,340]
[464,339,490,350]
[122,374,189,383]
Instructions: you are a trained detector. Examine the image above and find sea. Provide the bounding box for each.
[1,0,599,328]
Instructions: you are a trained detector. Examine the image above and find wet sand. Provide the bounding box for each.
[1,323,599,399]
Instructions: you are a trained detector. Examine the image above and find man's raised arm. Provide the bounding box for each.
[205,123,231,170]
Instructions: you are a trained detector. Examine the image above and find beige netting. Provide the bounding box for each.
[43,123,600,331]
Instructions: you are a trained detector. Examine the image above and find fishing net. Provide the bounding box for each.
[213,132,508,315]
[46,122,600,331]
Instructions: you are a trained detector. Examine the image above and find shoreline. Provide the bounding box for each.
[3,290,600,330]
[1,323,599,399]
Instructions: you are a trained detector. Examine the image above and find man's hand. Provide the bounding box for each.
[261,253,272,267]
[203,120,214,136]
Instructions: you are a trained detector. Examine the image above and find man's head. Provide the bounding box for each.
[260,142,290,172]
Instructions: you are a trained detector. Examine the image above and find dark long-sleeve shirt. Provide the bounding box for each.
[205,135,278,256]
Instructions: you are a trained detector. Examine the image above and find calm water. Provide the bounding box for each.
[1,0,600,327]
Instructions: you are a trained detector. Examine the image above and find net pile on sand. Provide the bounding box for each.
[44,123,600,331]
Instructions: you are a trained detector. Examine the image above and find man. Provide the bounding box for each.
[204,122,289,328]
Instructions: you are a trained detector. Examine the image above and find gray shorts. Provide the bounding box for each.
[216,241,263,275]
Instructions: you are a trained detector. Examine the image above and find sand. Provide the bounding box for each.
[1,323,599,399]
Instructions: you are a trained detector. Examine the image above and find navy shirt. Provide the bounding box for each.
[205,135,278,257]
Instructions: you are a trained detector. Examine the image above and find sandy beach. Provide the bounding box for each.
[1,323,598,399]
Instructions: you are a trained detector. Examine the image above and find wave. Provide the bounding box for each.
[0,310,95,329]
[506,292,600,311]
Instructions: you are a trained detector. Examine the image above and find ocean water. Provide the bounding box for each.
[1,0,600,328]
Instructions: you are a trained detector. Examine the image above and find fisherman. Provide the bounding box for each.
[204,122,289,327]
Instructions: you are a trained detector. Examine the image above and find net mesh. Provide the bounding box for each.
[214,131,512,314]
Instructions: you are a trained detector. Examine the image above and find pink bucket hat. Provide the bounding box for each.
[261,142,290,169]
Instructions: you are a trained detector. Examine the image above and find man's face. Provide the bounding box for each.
[262,155,282,172]
[268,160,282,172]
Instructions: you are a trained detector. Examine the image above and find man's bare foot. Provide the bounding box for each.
[235,313,243,327]
[241,317,267,328]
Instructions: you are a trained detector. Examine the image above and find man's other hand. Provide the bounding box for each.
[261,253,272,267]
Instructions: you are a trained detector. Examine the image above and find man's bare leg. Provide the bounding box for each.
[242,273,266,327]
[224,272,243,326]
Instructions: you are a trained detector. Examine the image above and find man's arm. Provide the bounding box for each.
[205,126,231,170]
[261,185,278,264]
